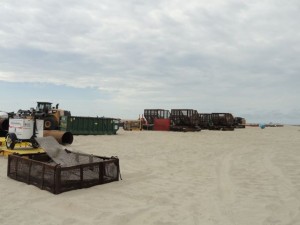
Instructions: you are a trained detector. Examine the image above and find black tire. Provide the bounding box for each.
[6,133,17,150]
[44,117,58,130]
[31,140,39,148]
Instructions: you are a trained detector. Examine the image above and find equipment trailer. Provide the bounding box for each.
[6,118,44,150]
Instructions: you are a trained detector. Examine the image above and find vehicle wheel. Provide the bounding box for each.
[6,133,17,150]
[44,117,58,130]
[31,140,39,148]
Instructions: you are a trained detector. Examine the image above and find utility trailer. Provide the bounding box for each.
[169,109,201,132]
[234,117,246,128]
[143,109,170,130]
[198,113,212,130]
[6,118,44,149]
[209,113,235,131]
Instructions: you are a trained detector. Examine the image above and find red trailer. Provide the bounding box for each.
[153,118,170,131]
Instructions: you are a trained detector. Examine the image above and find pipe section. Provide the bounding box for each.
[43,130,73,145]
[0,118,9,131]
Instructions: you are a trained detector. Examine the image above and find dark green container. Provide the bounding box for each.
[60,116,119,135]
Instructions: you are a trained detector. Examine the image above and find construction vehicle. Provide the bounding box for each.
[35,102,71,130]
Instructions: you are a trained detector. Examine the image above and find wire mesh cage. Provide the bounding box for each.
[143,109,170,130]
[143,109,170,125]
[169,109,201,131]
[198,113,212,130]
[209,113,235,130]
[7,152,120,194]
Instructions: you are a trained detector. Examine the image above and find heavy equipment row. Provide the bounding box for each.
[0,102,120,152]
[139,109,246,132]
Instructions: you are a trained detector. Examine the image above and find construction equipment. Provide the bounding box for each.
[198,113,212,130]
[143,109,170,130]
[169,109,201,132]
[123,115,146,131]
[153,118,171,131]
[35,102,71,130]
[209,113,235,130]
[6,118,44,149]
[233,117,246,128]
[5,104,73,149]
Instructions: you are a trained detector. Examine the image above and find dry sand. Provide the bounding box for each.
[0,126,300,225]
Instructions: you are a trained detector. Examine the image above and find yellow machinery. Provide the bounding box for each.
[35,102,71,130]
[122,116,146,131]
[123,120,143,131]
[0,137,44,157]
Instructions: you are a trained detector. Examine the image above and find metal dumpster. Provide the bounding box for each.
[60,116,120,135]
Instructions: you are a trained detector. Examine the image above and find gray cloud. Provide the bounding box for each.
[0,0,299,123]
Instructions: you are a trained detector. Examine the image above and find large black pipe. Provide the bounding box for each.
[0,118,9,131]
[43,130,73,145]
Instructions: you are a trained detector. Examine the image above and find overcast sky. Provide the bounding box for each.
[0,0,299,124]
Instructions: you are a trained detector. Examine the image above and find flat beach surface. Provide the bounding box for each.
[1,126,300,225]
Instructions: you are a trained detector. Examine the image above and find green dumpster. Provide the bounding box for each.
[60,116,119,135]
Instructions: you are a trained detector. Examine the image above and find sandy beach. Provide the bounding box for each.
[0,126,300,225]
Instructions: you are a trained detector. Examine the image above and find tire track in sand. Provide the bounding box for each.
[216,149,238,225]
[261,148,300,225]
